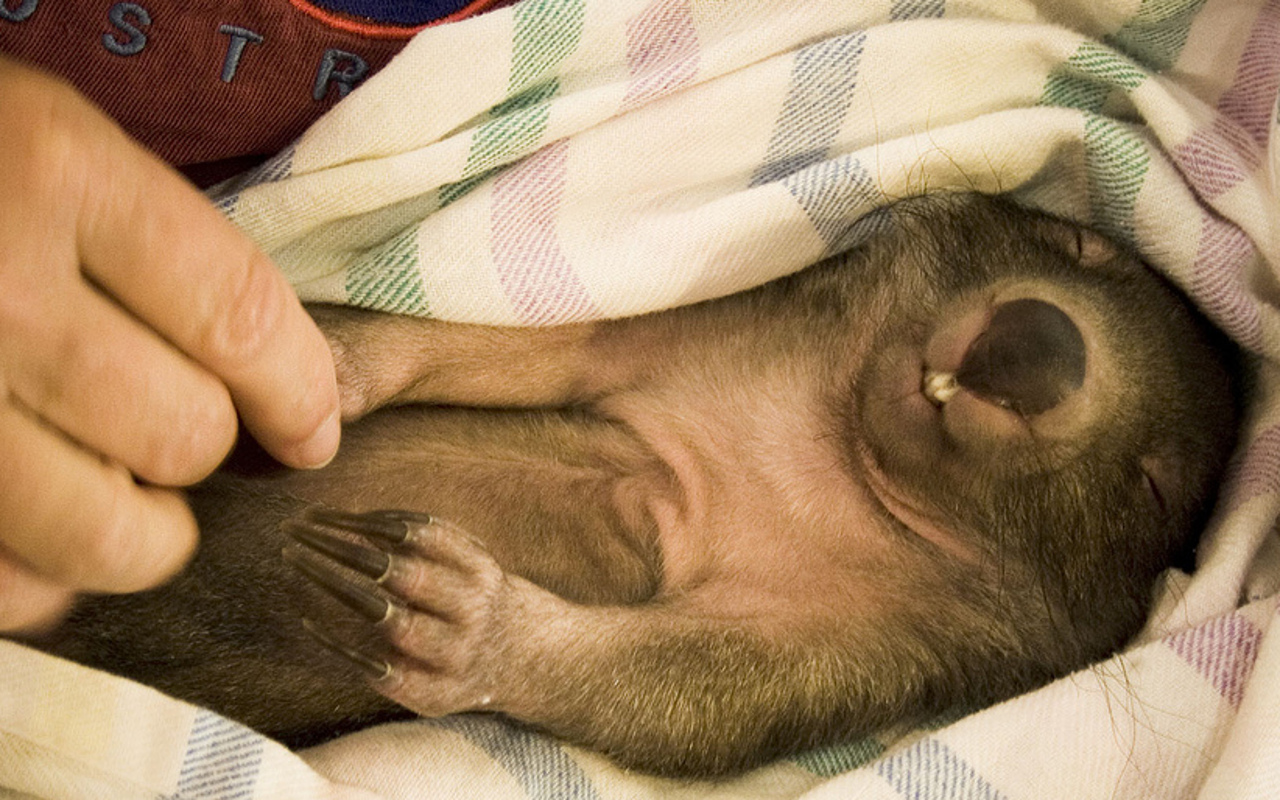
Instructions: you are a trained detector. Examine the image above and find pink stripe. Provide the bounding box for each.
[1218,0,1280,145]
[1176,119,1258,199]
[491,140,599,324]
[1189,212,1263,349]
[1172,1,1279,199]
[1166,613,1263,708]
[621,0,700,111]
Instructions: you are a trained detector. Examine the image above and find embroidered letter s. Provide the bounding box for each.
[102,2,151,56]
[0,0,38,23]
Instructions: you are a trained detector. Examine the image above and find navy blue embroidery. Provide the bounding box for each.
[313,48,368,100]
[102,2,150,56]
[218,24,264,82]
[0,0,37,23]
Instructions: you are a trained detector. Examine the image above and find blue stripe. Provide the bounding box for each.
[430,716,603,799]
[214,193,239,217]
[175,711,265,799]
[782,154,888,251]
[877,739,1008,800]
[210,146,293,219]
[792,736,887,777]
[750,31,866,187]
[891,0,945,20]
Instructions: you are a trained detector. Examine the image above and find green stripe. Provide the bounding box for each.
[1104,0,1208,73]
[443,0,585,202]
[510,0,586,96]
[442,81,560,206]
[1084,114,1150,247]
[459,80,562,183]
[1040,41,1147,114]
[345,227,431,315]
[352,0,587,310]
[1040,41,1152,241]
[1067,41,1148,91]
[438,168,501,209]
[1041,72,1112,115]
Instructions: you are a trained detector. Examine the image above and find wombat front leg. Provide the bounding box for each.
[308,305,610,419]
[282,506,905,777]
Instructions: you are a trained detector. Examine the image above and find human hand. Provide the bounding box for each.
[0,57,340,631]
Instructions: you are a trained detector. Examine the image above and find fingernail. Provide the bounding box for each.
[293,408,341,469]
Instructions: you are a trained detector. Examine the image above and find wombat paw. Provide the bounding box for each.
[282,506,511,716]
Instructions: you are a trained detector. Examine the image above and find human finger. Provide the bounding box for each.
[0,555,76,633]
[6,282,238,487]
[1,61,339,469]
[77,152,340,469]
[0,400,198,594]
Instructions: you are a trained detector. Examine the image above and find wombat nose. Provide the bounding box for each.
[954,299,1086,416]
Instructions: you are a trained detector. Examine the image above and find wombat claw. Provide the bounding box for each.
[301,506,430,546]
[301,618,393,681]
[284,517,393,582]
[284,543,393,623]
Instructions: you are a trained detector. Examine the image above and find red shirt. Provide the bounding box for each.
[0,0,513,183]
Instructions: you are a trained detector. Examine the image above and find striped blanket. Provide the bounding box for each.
[3,0,1279,797]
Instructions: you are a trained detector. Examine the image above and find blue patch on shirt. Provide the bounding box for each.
[309,0,476,25]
